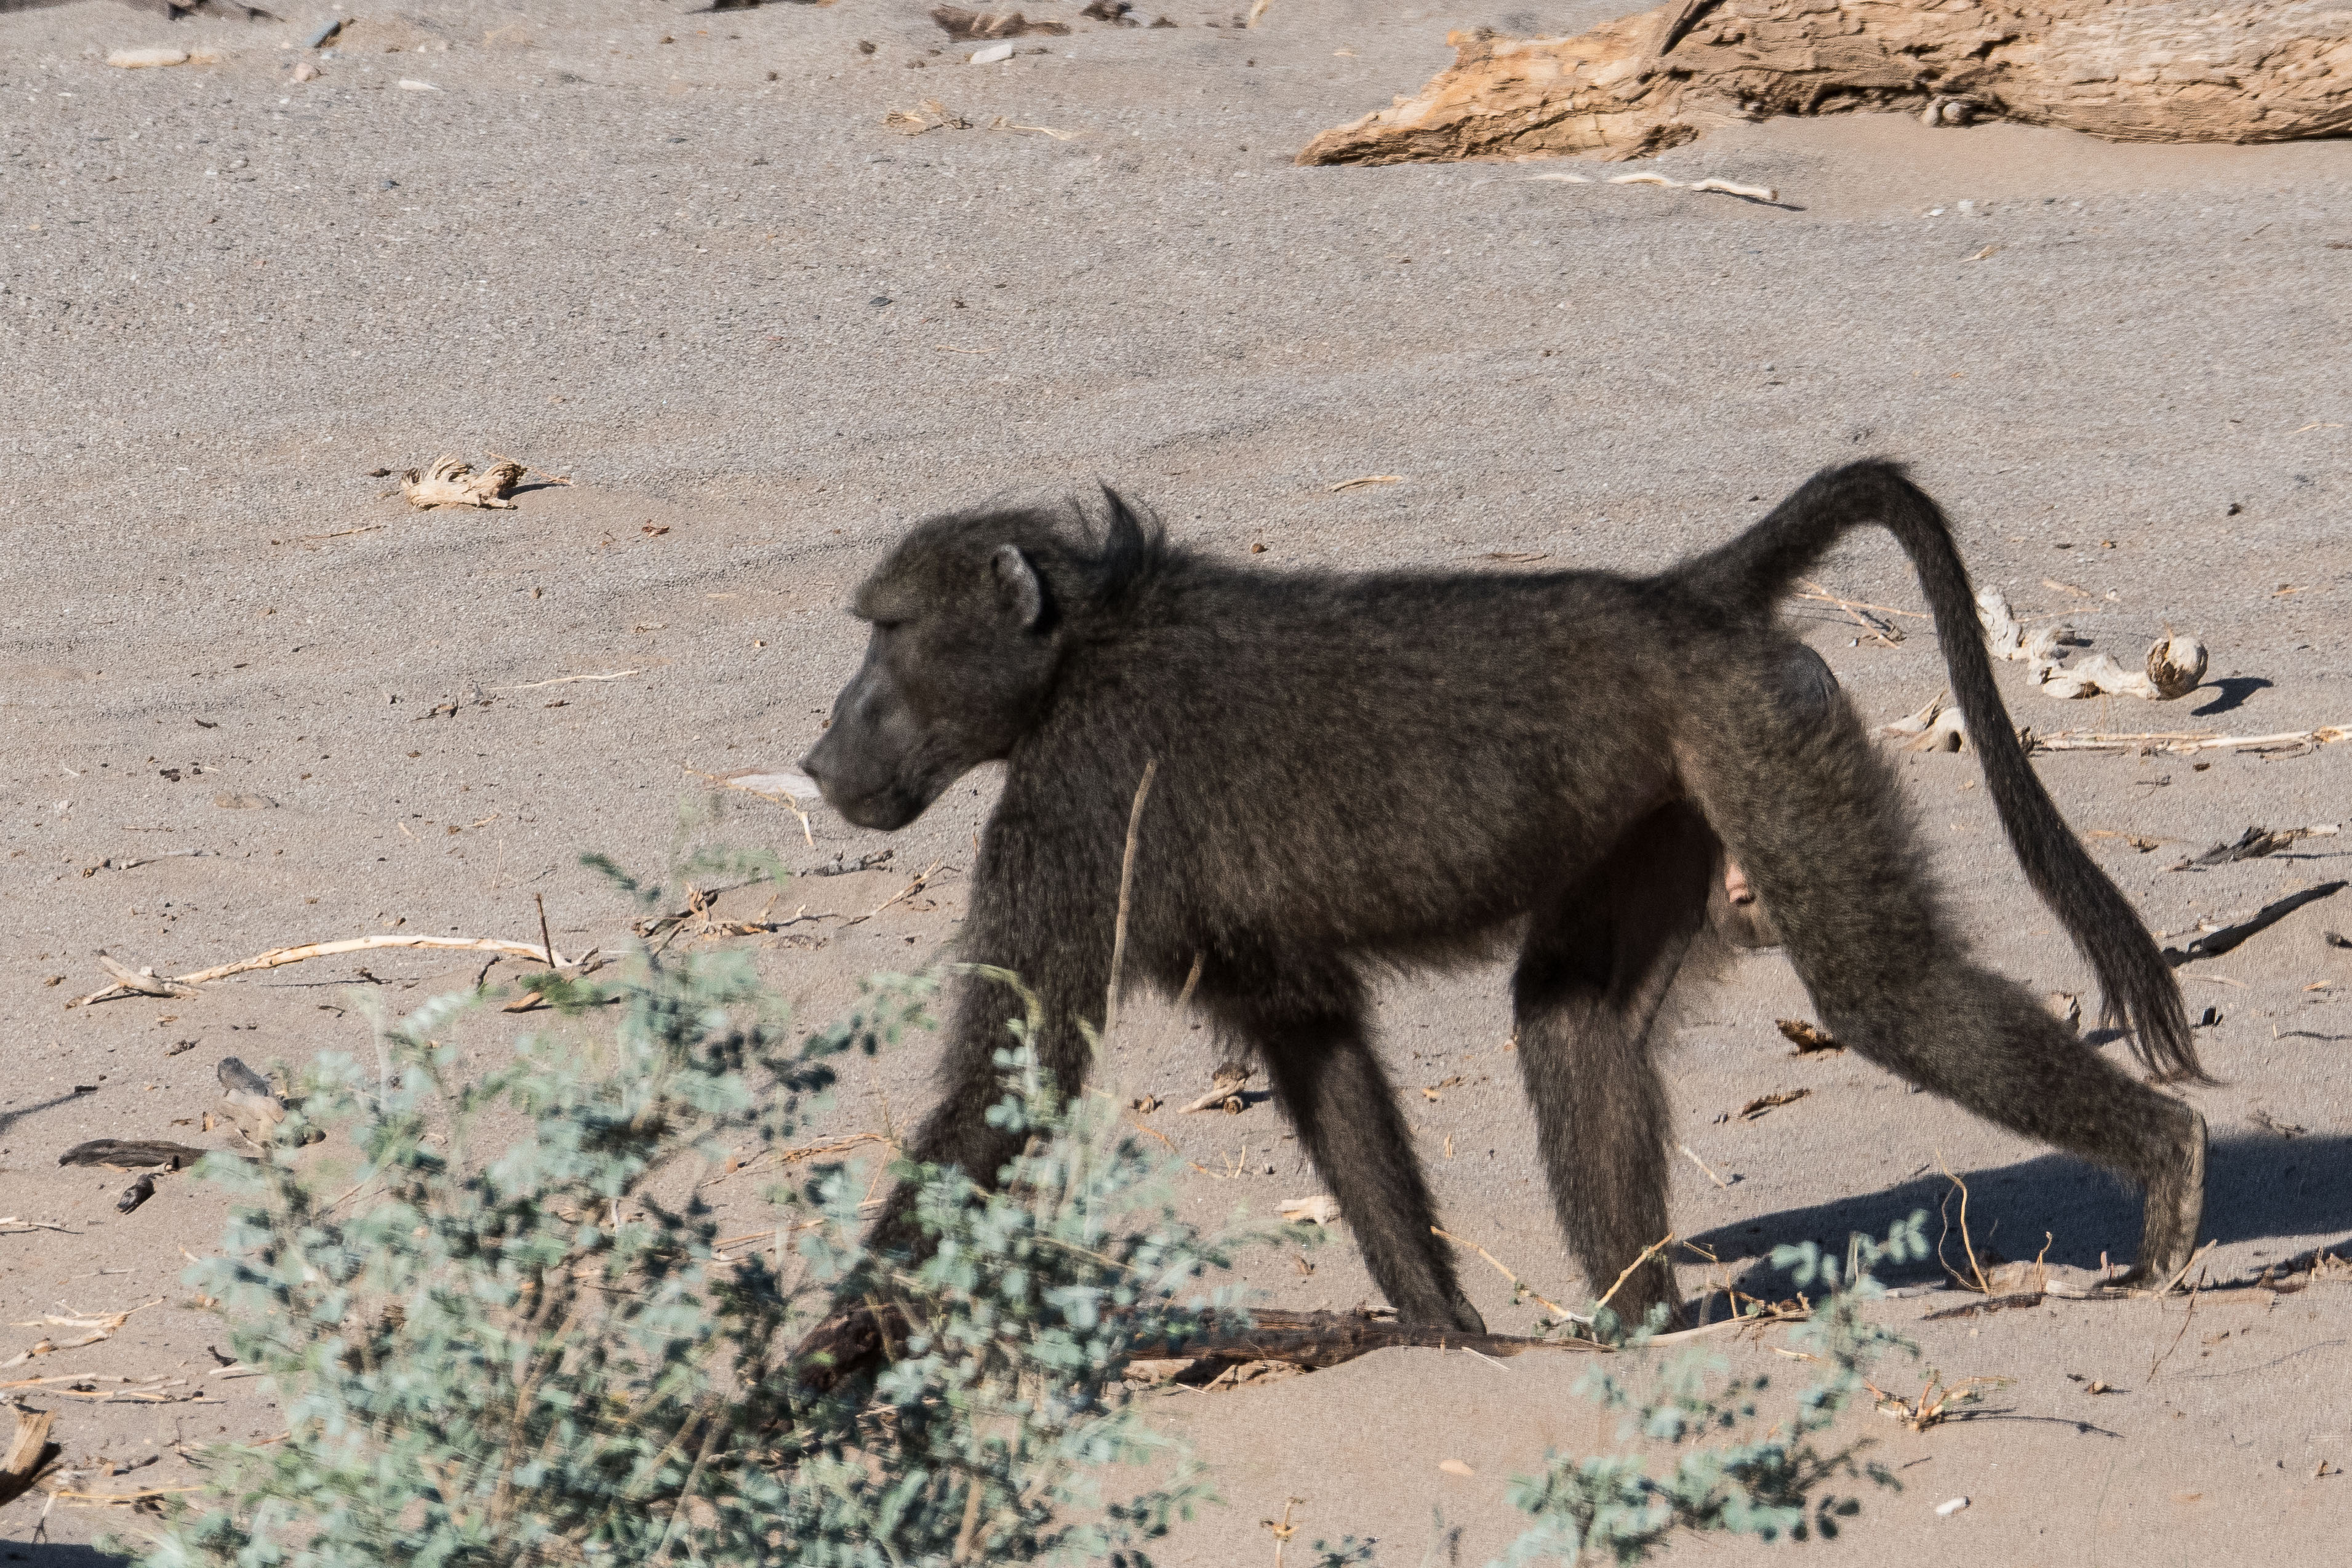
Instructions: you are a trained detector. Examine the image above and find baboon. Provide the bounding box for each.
[801,460,2207,1330]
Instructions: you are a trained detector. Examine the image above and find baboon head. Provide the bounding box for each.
[801,492,1163,830]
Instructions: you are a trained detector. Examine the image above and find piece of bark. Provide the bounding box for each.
[0,1407,57,1508]
[57,1139,214,1170]
[1776,1018,1841,1055]
[401,455,522,510]
[1300,1,2352,167]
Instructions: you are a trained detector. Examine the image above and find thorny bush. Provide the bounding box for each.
[124,852,1256,1568]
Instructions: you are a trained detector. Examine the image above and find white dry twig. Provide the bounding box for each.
[1609,171,1778,201]
[68,935,582,1009]
[2029,726,2352,757]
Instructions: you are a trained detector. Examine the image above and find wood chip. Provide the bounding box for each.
[1776,1018,1842,1054]
[400,455,522,510]
[1736,1088,1810,1121]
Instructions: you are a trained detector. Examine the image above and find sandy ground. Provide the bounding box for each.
[2,1,2349,1562]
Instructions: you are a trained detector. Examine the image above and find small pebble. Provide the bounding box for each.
[1935,1496,1970,1517]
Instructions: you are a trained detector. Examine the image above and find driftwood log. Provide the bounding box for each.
[1300,1,2352,166]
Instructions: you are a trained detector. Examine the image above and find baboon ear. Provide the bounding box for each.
[990,543,1044,631]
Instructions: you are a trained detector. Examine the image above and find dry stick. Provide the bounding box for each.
[486,451,574,488]
[2030,725,2351,756]
[1102,758,1159,1041]
[1431,1226,1575,1318]
[1935,1156,1991,1293]
[1677,1142,1732,1190]
[502,670,640,691]
[1129,1119,1214,1177]
[2146,1266,2207,1382]
[67,935,579,1008]
[535,893,556,969]
[1593,1233,1674,1312]
[1796,577,1903,646]
[836,863,943,928]
[2148,1238,2219,1300]
[1793,580,1930,619]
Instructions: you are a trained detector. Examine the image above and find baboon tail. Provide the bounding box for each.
[1675,460,2204,1084]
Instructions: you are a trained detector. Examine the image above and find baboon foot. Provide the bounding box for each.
[1439,1289,1489,1336]
[2125,1103,2208,1286]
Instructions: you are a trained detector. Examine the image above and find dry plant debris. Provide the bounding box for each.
[3,1301,161,1371]
[1736,1088,1809,1121]
[2161,881,2345,967]
[399,455,523,510]
[1776,1018,1842,1055]
[67,934,583,1009]
[1,1407,57,1507]
[1279,1195,1341,1225]
[1866,1368,2012,1431]
[930,6,1067,38]
[884,98,972,134]
[1978,588,2207,702]
[108,48,220,70]
[1299,1,2352,166]
[684,765,819,846]
[1878,690,1969,753]
[2029,724,2352,756]
[1177,1061,1253,1114]
[2185,823,2338,866]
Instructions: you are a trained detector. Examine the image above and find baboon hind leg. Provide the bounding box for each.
[1688,700,2207,1281]
[1514,802,1716,1330]
[1208,979,1486,1333]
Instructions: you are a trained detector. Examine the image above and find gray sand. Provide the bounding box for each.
[3,1,2348,1560]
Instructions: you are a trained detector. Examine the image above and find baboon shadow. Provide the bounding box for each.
[1689,1135,2352,1294]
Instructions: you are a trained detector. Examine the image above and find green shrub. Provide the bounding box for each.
[123,866,1253,1568]
[1494,1216,1929,1565]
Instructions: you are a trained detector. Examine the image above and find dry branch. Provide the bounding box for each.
[67,934,580,1009]
[58,1139,216,1170]
[2027,725,2352,756]
[2162,882,2346,967]
[1300,1,2352,167]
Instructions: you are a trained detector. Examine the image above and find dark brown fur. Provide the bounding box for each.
[802,460,2206,1329]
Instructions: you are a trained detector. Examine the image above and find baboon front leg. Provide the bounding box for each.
[1514,803,1714,1329]
[1219,993,1485,1332]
